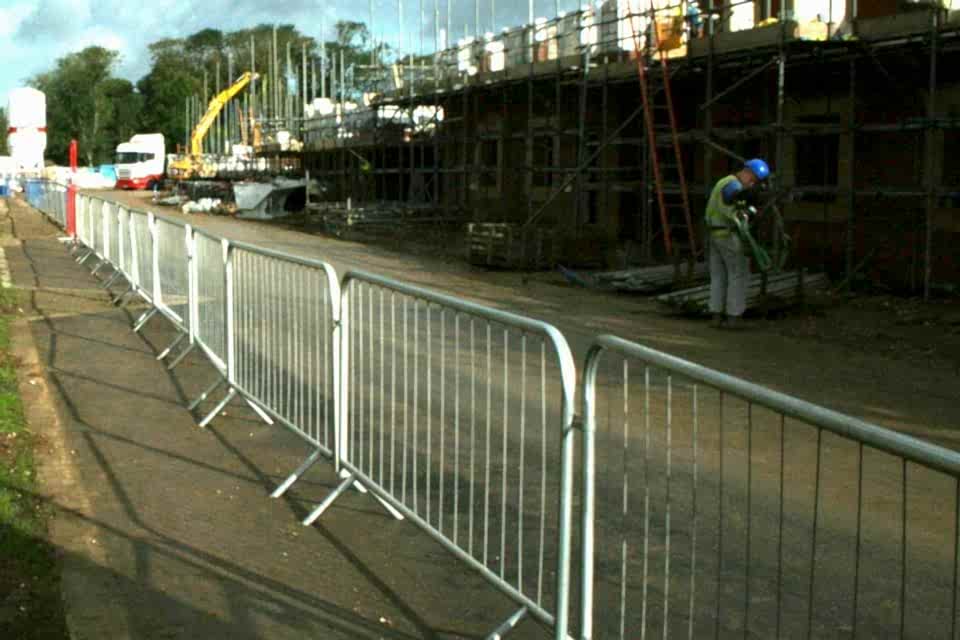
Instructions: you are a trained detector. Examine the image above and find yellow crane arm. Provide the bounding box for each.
[190,71,258,156]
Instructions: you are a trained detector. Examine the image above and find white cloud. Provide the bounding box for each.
[75,26,127,53]
[0,3,34,38]
[0,0,563,104]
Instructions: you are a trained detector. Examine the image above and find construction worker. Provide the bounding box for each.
[705,158,770,328]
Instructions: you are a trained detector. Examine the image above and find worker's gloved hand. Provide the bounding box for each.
[733,201,753,220]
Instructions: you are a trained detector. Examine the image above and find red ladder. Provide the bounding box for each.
[627,2,698,259]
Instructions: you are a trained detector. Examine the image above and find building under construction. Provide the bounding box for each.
[249,0,960,297]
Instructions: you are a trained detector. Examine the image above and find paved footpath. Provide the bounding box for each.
[2,196,544,638]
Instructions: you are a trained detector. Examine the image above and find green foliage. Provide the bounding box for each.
[0,289,67,638]
[30,47,142,166]
[136,49,202,152]
[27,21,388,165]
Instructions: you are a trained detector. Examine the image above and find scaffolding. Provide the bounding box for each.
[237,1,960,296]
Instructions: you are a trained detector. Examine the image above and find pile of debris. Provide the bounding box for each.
[558,262,708,294]
[154,177,312,220]
[466,223,555,270]
[155,194,236,216]
[656,270,828,313]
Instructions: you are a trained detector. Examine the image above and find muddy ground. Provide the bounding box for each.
[102,189,960,439]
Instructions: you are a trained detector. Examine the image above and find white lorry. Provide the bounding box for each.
[115,134,165,190]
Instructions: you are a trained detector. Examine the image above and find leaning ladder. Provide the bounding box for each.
[628,1,699,259]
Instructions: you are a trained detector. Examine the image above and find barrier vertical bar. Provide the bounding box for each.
[188,226,198,345]
[336,279,351,475]
[150,213,161,304]
[581,344,600,640]
[102,202,111,264]
[554,328,575,640]
[224,239,235,384]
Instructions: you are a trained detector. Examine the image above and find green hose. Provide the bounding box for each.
[730,211,790,273]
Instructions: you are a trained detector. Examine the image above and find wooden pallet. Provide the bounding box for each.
[466,223,555,270]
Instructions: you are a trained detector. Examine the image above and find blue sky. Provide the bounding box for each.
[0,0,579,109]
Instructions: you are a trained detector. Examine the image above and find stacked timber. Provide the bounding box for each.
[559,262,708,293]
[656,270,828,313]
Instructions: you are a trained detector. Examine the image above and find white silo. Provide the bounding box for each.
[7,88,47,175]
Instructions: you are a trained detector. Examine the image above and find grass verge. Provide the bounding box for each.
[0,287,68,637]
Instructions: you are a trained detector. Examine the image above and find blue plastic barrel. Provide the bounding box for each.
[24,179,43,205]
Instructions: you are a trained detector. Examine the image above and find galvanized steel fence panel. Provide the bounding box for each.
[91,199,105,259]
[75,194,88,245]
[231,244,340,452]
[117,207,133,279]
[580,334,960,640]
[129,211,154,299]
[40,182,67,227]
[82,195,96,250]
[193,231,228,370]
[54,184,66,227]
[106,202,120,268]
[335,270,577,636]
[154,217,190,327]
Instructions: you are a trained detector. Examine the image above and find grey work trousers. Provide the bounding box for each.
[709,232,749,317]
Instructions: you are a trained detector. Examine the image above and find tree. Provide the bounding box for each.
[185,28,225,64]
[98,79,144,158]
[137,49,201,151]
[30,47,141,165]
[140,24,330,153]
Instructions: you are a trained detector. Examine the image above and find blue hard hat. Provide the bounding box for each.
[745,158,770,181]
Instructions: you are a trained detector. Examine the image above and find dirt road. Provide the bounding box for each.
[99,190,960,443]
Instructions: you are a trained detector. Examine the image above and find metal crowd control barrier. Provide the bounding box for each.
[55,193,578,639]
[198,239,340,452]
[303,270,578,638]
[31,181,68,228]
[29,191,960,640]
[580,335,960,640]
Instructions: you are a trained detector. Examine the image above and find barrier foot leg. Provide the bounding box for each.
[243,396,274,426]
[271,449,324,498]
[156,331,186,360]
[118,291,138,309]
[302,474,355,526]
[132,307,158,333]
[485,607,529,640]
[113,285,134,306]
[339,467,367,494]
[333,470,403,520]
[101,271,120,290]
[90,260,106,277]
[188,377,226,411]
[166,341,195,370]
[76,249,92,264]
[367,488,405,521]
[198,388,236,428]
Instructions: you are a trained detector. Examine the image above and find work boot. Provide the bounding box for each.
[710,313,724,329]
[725,315,745,330]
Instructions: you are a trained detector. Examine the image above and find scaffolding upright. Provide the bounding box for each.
[262,0,960,293]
